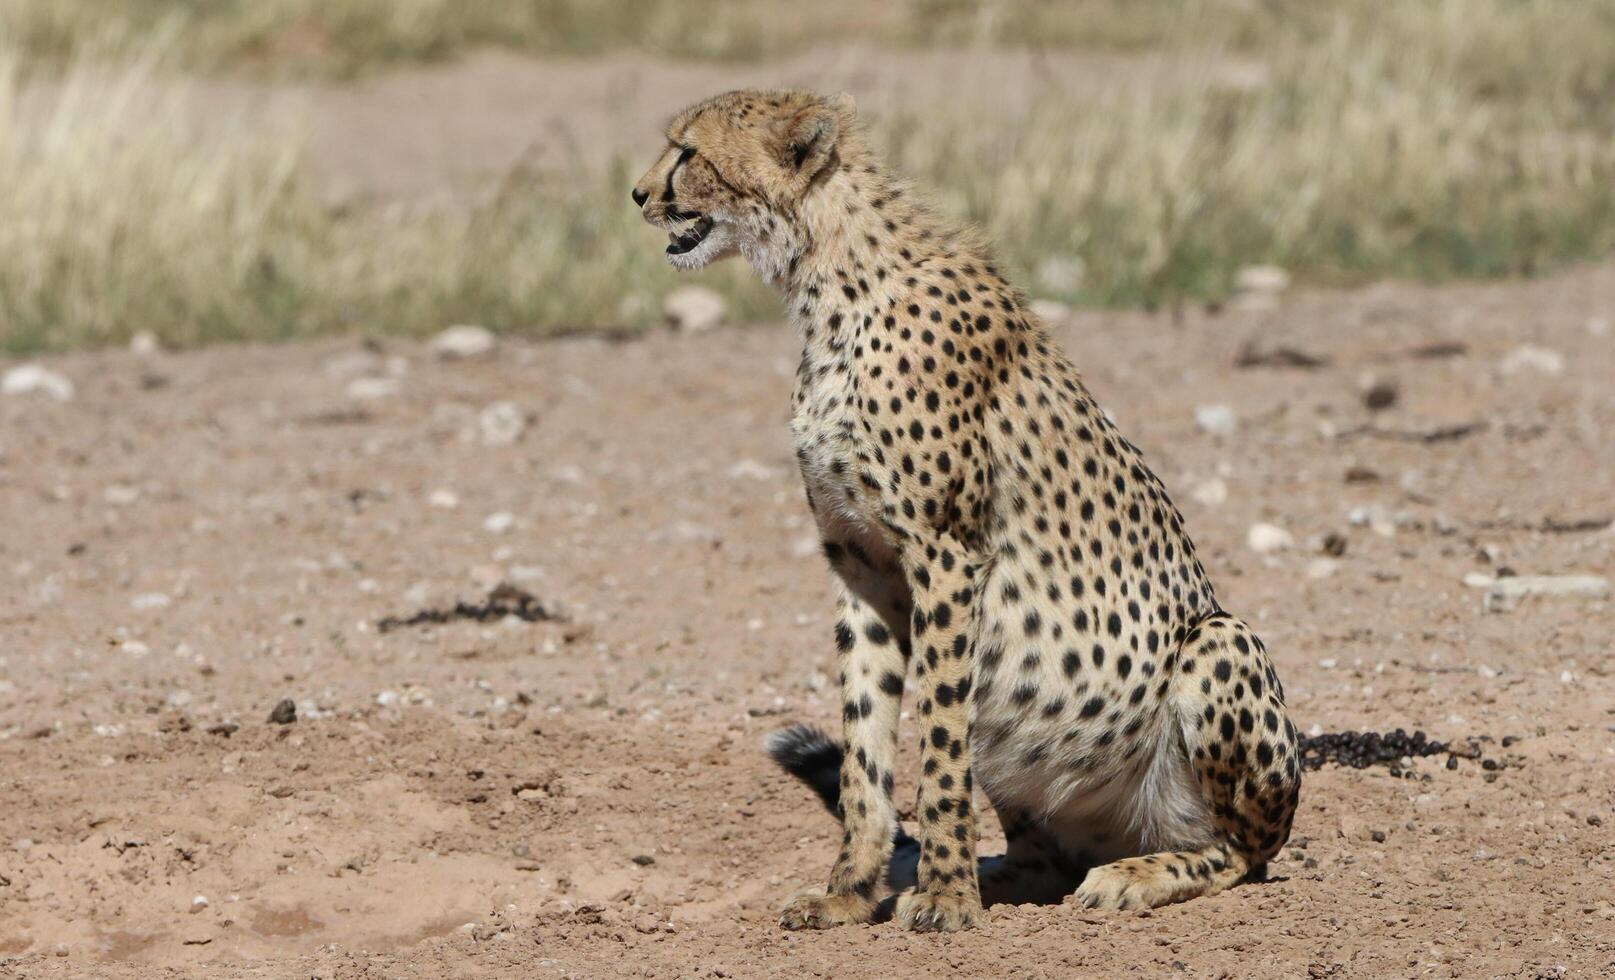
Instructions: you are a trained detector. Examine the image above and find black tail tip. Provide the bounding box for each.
[765,723,844,816]
[765,723,840,775]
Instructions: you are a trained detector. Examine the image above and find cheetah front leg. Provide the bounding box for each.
[780,541,911,930]
[893,536,984,932]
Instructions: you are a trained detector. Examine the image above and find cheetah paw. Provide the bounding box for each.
[895,889,984,932]
[1071,865,1153,911]
[778,891,875,930]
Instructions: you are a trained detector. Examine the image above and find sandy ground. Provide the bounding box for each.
[1,259,1613,977]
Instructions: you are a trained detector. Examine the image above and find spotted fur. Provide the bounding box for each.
[635,90,1301,932]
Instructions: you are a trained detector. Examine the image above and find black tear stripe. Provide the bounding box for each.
[662,146,696,203]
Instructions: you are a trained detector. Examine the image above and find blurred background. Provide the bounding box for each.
[3,0,1615,351]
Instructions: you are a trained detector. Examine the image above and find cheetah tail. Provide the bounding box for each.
[765,723,844,816]
[766,723,921,851]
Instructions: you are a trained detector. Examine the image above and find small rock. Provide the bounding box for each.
[431,324,497,359]
[428,489,460,509]
[1191,478,1228,508]
[104,484,141,506]
[478,401,527,446]
[1318,532,1347,557]
[1029,299,1073,323]
[1360,378,1399,412]
[1234,265,1291,294]
[268,699,297,725]
[662,286,727,333]
[1194,404,1237,437]
[1499,344,1565,376]
[345,377,399,400]
[1306,558,1339,580]
[1033,256,1086,294]
[190,895,209,914]
[632,912,664,935]
[652,521,722,545]
[1487,575,1609,602]
[1247,523,1294,554]
[1348,505,1397,538]
[726,459,777,481]
[130,592,171,611]
[323,349,383,378]
[376,690,401,707]
[483,512,515,534]
[630,853,656,866]
[2,364,75,401]
[129,331,162,356]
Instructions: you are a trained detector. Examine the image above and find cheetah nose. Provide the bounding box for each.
[631,187,649,208]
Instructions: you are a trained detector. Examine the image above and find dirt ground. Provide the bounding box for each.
[2,253,1613,977]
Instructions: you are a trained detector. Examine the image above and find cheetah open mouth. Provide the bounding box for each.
[665,212,713,255]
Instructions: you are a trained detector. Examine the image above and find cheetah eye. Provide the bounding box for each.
[677,146,696,163]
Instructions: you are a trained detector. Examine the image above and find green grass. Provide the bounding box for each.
[5,1,1615,351]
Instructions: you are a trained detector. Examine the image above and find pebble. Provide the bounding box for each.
[1480,574,1610,610]
[478,401,527,446]
[190,895,209,914]
[1247,523,1294,554]
[1234,264,1291,293]
[376,690,402,707]
[129,331,162,356]
[1033,255,1086,294]
[483,512,515,534]
[1194,404,1237,437]
[727,459,777,481]
[268,699,297,725]
[662,286,727,333]
[652,521,722,545]
[429,489,460,509]
[1360,377,1399,411]
[323,350,384,378]
[430,324,497,359]
[1191,478,1228,507]
[130,592,171,611]
[1499,344,1565,376]
[2,364,75,401]
[1306,558,1339,580]
[345,377,399,400]
[1348,505,1398,538]
[104,484,141,505]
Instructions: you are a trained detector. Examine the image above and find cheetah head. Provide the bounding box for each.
[632,89,857,277]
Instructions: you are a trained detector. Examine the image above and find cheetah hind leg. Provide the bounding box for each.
[1072,613,1302,911]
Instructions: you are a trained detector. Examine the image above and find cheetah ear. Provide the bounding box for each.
[782,93,853,178]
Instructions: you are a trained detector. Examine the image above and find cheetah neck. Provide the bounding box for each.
[770,155,971,355]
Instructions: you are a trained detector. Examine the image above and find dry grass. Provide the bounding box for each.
[0,1,1319,77]
[4,1,1615,351]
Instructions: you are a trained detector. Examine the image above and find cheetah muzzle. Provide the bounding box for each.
[633,89,1303,933]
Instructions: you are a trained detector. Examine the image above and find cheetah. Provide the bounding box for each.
[632,90,1301,932]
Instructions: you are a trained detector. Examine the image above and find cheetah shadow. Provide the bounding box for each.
[866,831,1283,920]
